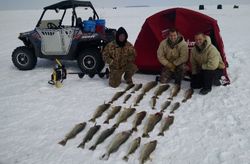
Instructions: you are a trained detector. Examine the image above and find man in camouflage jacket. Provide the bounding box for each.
[157,28,189,87]
[190,33,225,95]
[102,27,138,88]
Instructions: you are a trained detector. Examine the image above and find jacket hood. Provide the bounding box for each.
[116,27,128,47]
[195,35,212,52]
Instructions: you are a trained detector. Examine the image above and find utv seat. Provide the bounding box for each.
[76,17,83,31]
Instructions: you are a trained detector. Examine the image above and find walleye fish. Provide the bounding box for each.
[139,140,157,164]
[182,88,194,103]
[152,84,170,99]
[122,137,141,161]
[141,81,158,94]
[124,84,135,92]
[113,107,136,128]
[101,130,133,160]
[158,115,174,136]
[58,122,86,146]
[168,84,181,100]
[142,112,163,138]
[108,91,125,104]
[131,111,147,132]
[103,106,122,124]
[131,83,143,93]
[150,96,157,110]
[123,94,132,104]
[170,102,181,113]
[133,93,144,106]
[77,124,101,149]
[89,103,111,122]
[160,101,171,113]
[89,126,116,150]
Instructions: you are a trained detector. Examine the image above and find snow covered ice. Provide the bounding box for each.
[0,4,250,164]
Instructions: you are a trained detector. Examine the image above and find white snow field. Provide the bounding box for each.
[0,4,250,164]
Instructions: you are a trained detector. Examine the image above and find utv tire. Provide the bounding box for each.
[77,49,104,74]
[12,46,37,70]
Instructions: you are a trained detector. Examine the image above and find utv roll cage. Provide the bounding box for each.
[36,0,99,28]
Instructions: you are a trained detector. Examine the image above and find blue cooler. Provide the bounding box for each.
[95,19,106,33]
[82,20,96,33]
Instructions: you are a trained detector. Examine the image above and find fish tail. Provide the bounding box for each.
[142,133,150,138]
[88,118,96,122]
[122,155,129,161]
[103,120,109,124]
[158,132,164,136]
[77,143,85,149]
[132,127,137,132]
[89,145,96,151]
[58,139,67,146]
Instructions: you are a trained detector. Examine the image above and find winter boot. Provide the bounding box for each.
[199,88,211,95]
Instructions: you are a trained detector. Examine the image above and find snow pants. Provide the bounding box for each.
[159,64,185,85]
[191,69,223,90]
[109,63,138,88]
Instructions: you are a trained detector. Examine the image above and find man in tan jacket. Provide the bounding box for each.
[102,27,138,88]
[157,28,188,87]
[190,33,225,95]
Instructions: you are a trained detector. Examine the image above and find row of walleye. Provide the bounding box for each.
[58,81,192,163]
[58,111,175,163]
[108,81,194,107]
[58,100,179,163]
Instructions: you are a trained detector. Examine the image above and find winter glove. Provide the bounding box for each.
[168,63,176,72]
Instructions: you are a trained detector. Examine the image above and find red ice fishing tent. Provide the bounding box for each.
[134,7,230,84]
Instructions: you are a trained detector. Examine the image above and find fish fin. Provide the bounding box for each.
[77,143,85,149]
[103,120,109,124]
[122,156,129,161]
[142,133,150,138]
[100,153,109,160]
[132,127,137,132]
[58,139,67,146]
[182,99,187,103]
[158,132,164,136]
[89,145,96,151]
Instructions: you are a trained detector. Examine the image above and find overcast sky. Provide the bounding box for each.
[0,0,249,10]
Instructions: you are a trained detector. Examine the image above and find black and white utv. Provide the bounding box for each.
[12,0,116,75]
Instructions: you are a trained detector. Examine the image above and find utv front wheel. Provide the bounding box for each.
[77,49,104,74]
[12,46,37,70]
